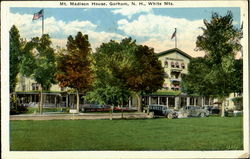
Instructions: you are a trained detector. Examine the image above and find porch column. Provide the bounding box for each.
[194,98,197,106]
[149,96,152,105]
[208,98,211,105]
[201,97,204,106]
[166,97,169,108]
[29,95,32,104]
[66,95,69,107]
[174,96,180,110]
[129,99,132,108]
[55,96,57,107]
[187,97,190,106]
[158,97,160,105]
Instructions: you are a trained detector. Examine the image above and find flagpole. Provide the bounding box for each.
[42,10,44,35]
[175,28,177,48]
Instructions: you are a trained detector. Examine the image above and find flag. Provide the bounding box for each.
[171,28,176,39]
[32,9,44,20]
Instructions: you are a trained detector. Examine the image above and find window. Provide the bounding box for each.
[181,63,185,69]
[163,83,168,88]
[61,87,65,91]
[21,85,26,91]
[175,62,179,68]
[32,83,39,90]
[163,72,169,78]
[164,61,168,68]
[171,62,175,67]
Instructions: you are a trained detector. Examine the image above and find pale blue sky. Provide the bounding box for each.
[9,7,241,57]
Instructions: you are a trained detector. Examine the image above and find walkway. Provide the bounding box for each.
[10,112,152,120]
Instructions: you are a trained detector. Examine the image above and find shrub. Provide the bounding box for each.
[232,97,243,110]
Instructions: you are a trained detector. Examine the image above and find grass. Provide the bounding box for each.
[10,117,243,151]
[26,107,69,114]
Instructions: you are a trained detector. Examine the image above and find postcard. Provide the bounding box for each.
[1,0,249,159]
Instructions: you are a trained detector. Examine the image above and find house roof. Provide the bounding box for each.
[156,48,192,59]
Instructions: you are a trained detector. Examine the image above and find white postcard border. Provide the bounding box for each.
[1,1,249,159]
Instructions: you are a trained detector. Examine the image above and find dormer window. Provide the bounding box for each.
[164,61,168,68]
[171,62,175,67]
[32,83,39,91]
[181,63,185,69]
[175,62,179,68]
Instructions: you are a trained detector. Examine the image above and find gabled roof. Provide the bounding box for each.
[157,48,192,59]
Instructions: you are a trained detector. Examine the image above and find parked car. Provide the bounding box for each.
[81,104,111,112]
[211,106,220,114]
[201,105,213,113]
[147,104,178,119]
[179,105,209,117]
[81,104,136,113]
[202,105,220,114]
[113,106,137,112]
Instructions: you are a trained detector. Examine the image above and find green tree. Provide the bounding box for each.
[56,32,93,112]
[181,57,213,97]
[193,11,242,117]
[20,34,57,114]
[85,39,133,106]
[125,44,164,112]
[9,25,23,93]
[86,38,164,112]
[231,59,243,94]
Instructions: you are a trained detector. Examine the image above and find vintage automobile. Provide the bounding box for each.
[81,104,137,113]
[81,104,111,112]
[147,104,178,119]
[201,105,220,114]
[179,105,209,117]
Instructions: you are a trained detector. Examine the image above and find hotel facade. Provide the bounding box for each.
[140,48,211,110]
[14,48,240,111]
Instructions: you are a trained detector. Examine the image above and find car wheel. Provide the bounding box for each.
[167,113,173,119]
[82,108,85,112]
[200,112,205,117]
[149,112,155,118]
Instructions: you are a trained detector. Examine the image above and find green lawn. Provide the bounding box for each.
[26,107,69,114]
[10,117,243,151]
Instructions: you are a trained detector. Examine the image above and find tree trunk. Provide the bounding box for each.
[221,99,225,117]
[219,97,226,117]
[110,105,114,120]
[136,93,142,112]
[121,101,124,119]
[39,88,43,114]
[76,89,80,113]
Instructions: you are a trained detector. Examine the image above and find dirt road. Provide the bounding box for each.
[10,112,152,120]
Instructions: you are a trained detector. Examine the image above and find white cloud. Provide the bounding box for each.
[9,13,97,39]
[9,12,124,51]
[86,31,125,51]
[117,14,205,57]
[9,12,207,56]
[112,8,152,19]
[51,38,67,48]
[141,38,205,57]
[62,20,97,35]
[51,31,125,51]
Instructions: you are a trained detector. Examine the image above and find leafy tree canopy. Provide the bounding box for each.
[182,11,242,116]
[196,11,242,63]
[181,57,212,96]
[9,25,23,92]
[86,38,135,105]
[56,32,93,112]
[56,32,93,92]
[86,37,164,110]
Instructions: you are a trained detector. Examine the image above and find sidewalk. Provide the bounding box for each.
[10,112,152,120]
